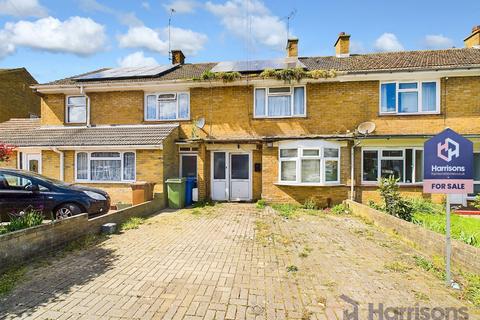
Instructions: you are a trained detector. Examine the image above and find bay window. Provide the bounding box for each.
[362,148,423,184]
[66,96,87,123]
[254,86,306,118]
[380,80,439,114]
[145,92,190,121]
[278,141,340,185]
[76,151,136,182]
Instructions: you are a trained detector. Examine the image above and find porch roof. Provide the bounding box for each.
[0,118,177,148]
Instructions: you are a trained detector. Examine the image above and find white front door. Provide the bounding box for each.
[229,153,251,201]
[22,153,41,173]
[211,151,251,201]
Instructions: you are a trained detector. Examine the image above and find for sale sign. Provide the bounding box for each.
[423,128,473,194]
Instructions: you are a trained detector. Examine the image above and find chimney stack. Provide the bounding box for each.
[286,38,299,58]
[334,32,350,57]
[171,50,185,64]
[464,25,480,48]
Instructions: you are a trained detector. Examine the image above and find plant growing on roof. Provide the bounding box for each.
[197,70,241,83]
[259,68,337,83]
[0,144,15,162]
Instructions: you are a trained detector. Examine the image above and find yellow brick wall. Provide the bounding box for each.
[42,150,61,179]
[0,69,40,122]
[0,151,17,169]
[89,91,144,125]
[41,94,65,125]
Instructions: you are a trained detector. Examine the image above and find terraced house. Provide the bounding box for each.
[1,26,480,208]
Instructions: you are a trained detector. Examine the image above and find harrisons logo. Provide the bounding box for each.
[437,138,459,163]
[340,295,469,320]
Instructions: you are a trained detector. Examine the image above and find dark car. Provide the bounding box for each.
[0,169,110,221]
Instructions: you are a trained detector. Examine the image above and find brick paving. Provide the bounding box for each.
[0,203,478,319]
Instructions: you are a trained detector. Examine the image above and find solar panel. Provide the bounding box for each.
[210,58,306,73]
[74,64,179,80]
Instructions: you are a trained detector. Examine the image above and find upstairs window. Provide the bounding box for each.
[380,81,439,115]
[145,92,190,121]
[254,86,306,118]
[66,96,87,123]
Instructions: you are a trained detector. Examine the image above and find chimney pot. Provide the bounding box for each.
[464,25,480,48]
[171,50,185,65]
[286,38,299,58]
[334,32,351,57]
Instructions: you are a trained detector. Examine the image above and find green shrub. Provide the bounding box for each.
[409,198,443,215]
[368,200,384,211]
[256,199,267,209]
[378,176,413,222]
[6,208,43,233]
[331,203,351,215]
[303,198,317,210]
[474,194,480,210]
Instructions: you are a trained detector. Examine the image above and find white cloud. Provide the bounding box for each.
[0,30,14,58]
[374,33,404,52]
[117,51,158,67]
[206,0,287,50]
[0,0,47,17]
[349,40,365,54]
[164,0,198,14]
[78,0,142,26]
[1,16,106,57]
[118,25,207,56]
[424,34,454,49]
[141,1,150,9]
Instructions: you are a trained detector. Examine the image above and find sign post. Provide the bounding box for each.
[423,128,473,287]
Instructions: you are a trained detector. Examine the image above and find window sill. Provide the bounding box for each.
[253,115,307,120]
[378,112,441,116]
[75,180,136,185]
[361,182,423,187]
[144,119,190,123]
[275,182,344,187]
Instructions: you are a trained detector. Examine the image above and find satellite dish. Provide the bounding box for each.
[357,121,376,135]
[195,117,206,129]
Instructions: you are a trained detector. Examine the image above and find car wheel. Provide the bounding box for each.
[55,203,81,220]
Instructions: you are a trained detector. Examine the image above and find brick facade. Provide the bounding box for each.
[0,68,40,123]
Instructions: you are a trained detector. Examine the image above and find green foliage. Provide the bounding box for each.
[120,217,145,231]
[200,70,216,80]
[474,194,480,210]
[0,267,26,297]
[286,265,298,273]
[409,198,443,215]
[413,212,480,247]
[259,68,337,83]
[462,272,480,307]
[331,203,351,215]
[271,203,299,219]
[256,199,267,209]
[378,176,414,222]
[198,70,241,82]
[303,197,317,210]
[307,69,337,79]
[368,200,384,211]
[64,233,107,252]
[5,208,44,233]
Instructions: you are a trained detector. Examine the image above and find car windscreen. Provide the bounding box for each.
[25,171,72,187]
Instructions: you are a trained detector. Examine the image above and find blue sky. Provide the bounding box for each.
[0,0,479,83]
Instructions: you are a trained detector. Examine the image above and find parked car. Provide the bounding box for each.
[0,169,110,221]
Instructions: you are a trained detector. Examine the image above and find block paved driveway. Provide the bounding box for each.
[1,204,477,319]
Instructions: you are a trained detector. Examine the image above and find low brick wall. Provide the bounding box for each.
[0,198,165,272]
[345,200,480,274]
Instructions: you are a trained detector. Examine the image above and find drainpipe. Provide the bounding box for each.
[51,148,64,181]
[80,85,91,127]
[350,139,361,201]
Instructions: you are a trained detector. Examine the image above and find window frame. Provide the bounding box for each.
[179,153,198,178]
[379,80,440,115]
[65,95,87,124]
[467,152,480,200]
[254,85,307,119]
[144,92,190,121]
[75,151,136,183]
[361,147,424,185]
[277,141,341,186]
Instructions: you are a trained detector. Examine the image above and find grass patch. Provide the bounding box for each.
[384,261,412,273]
[271,203,300,219]
[413,212,480,247]
[190,201,217,215]
[299,246,313,258]
[412,290,430,301]
[286,265,298,273]
[120,217,145,231]
[256,199,267,209]
[254,220,273,246]
[0,267,27,297]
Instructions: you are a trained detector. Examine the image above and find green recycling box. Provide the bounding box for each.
[166,178,186,209]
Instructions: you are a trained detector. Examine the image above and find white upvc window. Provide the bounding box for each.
[145,92,190,121]
[66,96,87,123]
[254,86,306,118]
[468,152,480,199]
[361,148,424,184]
[75,151,136,183]
[278,140,340,185]
[379,80,440,115]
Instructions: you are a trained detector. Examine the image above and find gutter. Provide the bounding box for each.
[51,147,64,181]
